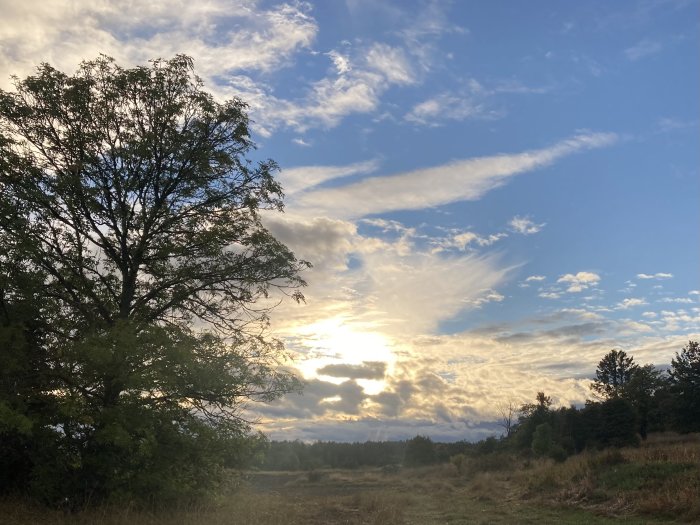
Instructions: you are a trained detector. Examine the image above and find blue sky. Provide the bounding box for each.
[1,0,697,441]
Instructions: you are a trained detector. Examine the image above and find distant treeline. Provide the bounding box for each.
[261,342,700,470]
[260,438,478,470]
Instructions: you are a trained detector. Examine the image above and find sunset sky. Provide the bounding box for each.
[1,0,698,442]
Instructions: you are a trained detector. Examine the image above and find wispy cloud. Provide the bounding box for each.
[434,231,507,252]
[291,132,618,219]
[509,216,545,235]
[658,297,695,304]
[404,92,496,125]
[0,0,318,89]
[404,78,550,126]
[526,275,546,282]
[279,160,380,196]
[616,298,648,309]
[637,272,673,280]
[624,39,663,61]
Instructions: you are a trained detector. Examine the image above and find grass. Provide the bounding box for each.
[2,432,698,524]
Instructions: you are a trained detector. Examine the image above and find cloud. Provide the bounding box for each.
[557,271,601,293]
[265,216,513,337]
[365,43,415,85]
[317,361,386,380]
[434,231,507,252]
[279,159,380,196]
[404,75,552,126]
[658,297,695,304]
[0,1,429,135]
[241,41,420,133]
[291,132,618,219]
[519,275,546,288]
[466,290,505,308]
[509,216,545,235]
[657,117,698,133]
[405,93,494,125]
[326,50,351,74]
[637,272,673,280]
[616,298,648,310]
[0,0,318,90]
[624,39,663,61]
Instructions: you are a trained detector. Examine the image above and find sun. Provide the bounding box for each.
[293,317,395,395]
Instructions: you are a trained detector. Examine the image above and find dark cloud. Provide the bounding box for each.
[495,321,612,344]
[317,361,386,379]
[263,416,504,443]
[258,378,368,418]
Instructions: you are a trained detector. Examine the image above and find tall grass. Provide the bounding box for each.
[2,433,697,524]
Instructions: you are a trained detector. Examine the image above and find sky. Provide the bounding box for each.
[1,0,698,442]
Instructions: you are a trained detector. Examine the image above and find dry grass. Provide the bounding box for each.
[2,433,697,524]
[459,432,700,522]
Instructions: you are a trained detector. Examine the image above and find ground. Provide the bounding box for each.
[1,433,697,524]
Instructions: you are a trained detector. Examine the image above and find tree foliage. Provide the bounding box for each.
[668,341,700,432]
[591,349,639,400]
[404,435,437,466]
[0,56,307,505]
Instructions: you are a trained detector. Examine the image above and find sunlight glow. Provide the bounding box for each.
[293,317,395,395]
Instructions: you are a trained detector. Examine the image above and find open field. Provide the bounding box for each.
[2,433,698,524]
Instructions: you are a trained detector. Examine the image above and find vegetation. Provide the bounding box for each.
[0,56,307,506]
[2,433,698,524]
[1,54,698,522]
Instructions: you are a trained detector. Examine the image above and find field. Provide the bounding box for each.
[2,433,698,524]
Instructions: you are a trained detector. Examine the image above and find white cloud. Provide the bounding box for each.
[435,231,507,252]
[616,298,648,310]
[326,50,351,74]
[405,93,494,125]
[291,132,618,219]
[526,275,546,282]
[509,216,545,235]
[279,159,379,196]
[539,292,562,300]
[619,320,654,334]
[557,271,601,293]
[637,272,673,280]
[365,43,415,85]
[0,0,318,90]
[265,216,513,337]
[658,297,695,304]
[0,1,427,135]
[624,39,663,61]
[466,289,505,308]
[241,41,421,133]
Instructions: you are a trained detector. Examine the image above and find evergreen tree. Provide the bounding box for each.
[591,349,638,400]
[668,341,700,432]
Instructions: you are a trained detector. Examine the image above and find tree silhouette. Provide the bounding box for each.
[0,55,307,504]
[591,349,638,400]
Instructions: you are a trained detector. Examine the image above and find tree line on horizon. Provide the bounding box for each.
[260,342,700,470]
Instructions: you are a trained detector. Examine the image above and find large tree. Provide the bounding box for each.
[0,56,307,504]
